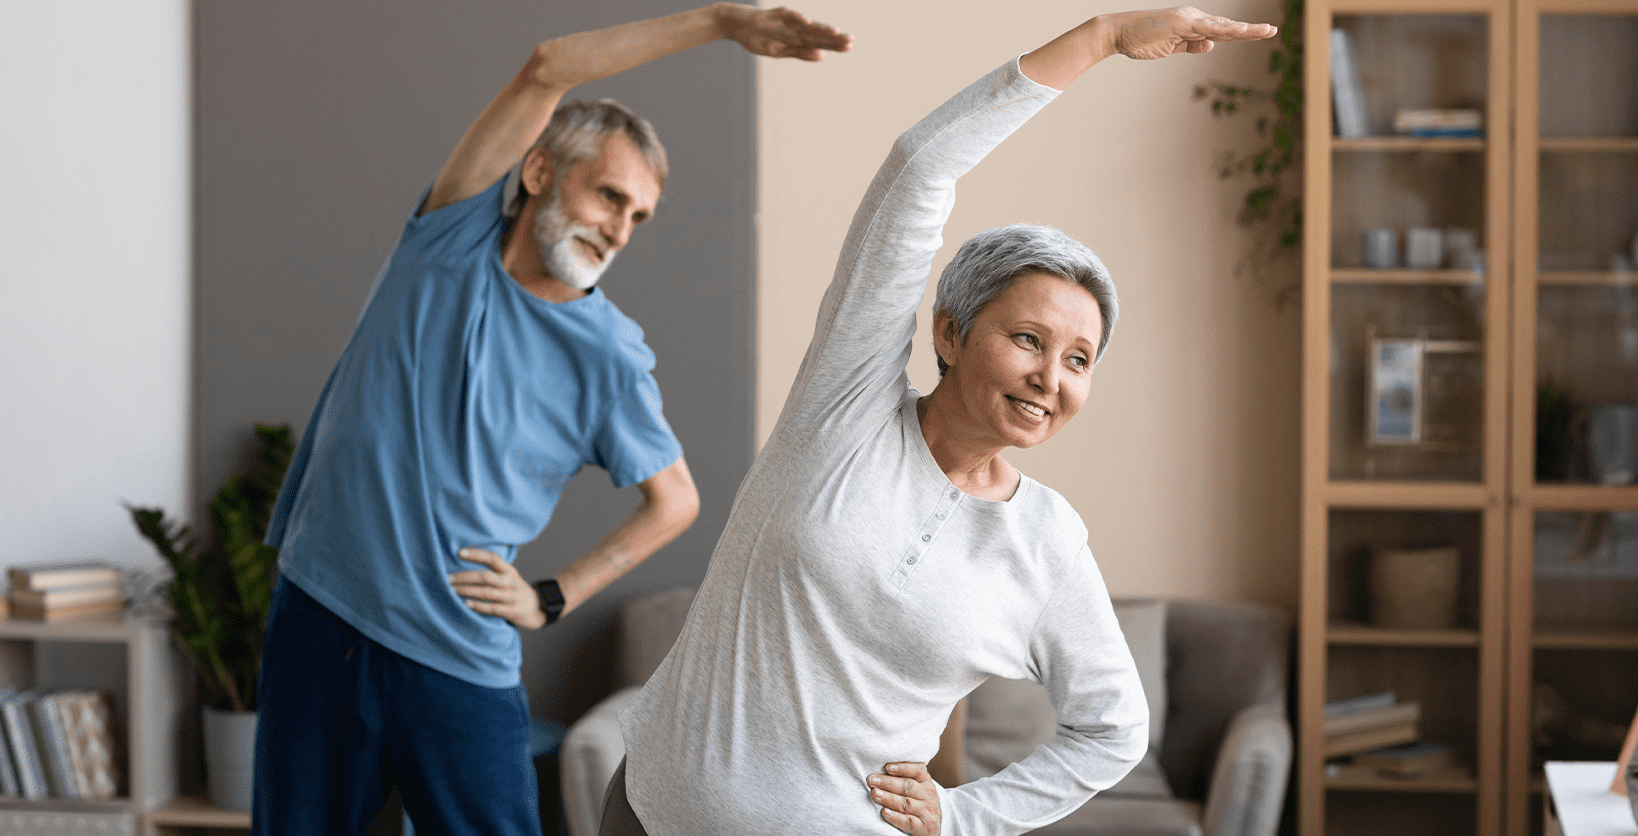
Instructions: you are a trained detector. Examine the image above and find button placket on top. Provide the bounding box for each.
[890,488,963,591]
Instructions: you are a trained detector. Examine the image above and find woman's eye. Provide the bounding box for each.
[1013,333,1038,348]
[1068,355,1089,370]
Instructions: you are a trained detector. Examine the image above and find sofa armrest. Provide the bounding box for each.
[562,687,642,836]
[1200,701,1292,836]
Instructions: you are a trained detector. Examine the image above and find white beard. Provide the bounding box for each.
[533,190,613,290]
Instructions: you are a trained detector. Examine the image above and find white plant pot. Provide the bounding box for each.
[203,706,257,811]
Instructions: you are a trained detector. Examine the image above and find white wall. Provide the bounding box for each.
[0,2,191,571]
[758,1,1302,607]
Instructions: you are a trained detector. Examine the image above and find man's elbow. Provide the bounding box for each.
[523,41,569,91]
[651,466,700,535]
[665,483,701,534]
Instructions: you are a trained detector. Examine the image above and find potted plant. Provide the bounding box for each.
[127,423,292,811]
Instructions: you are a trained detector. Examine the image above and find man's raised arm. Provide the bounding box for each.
[422,3,851,215]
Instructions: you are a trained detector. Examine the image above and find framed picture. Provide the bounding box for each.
[1369,339,1424,445]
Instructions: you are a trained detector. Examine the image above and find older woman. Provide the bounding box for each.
[610,9,1276,836]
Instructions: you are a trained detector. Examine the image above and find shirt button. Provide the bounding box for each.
[936,513,946,520]
[921,534,931,542]
[907,557,917,564]
[950,490,959,499]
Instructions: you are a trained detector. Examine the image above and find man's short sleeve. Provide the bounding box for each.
[594,367,683,489]
[400,177,510,260]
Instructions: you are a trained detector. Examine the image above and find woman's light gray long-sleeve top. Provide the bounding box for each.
[620,56,1148,836]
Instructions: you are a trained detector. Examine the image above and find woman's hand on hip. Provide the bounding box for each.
[448,547,547,630]
[867,762,941,836]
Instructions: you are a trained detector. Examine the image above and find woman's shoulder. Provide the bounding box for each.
[1007,472,1090,551]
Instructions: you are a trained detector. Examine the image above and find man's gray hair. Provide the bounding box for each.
[533,98,669,188]
[932,223,1118,376]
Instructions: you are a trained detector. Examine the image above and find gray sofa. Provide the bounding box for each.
[560,590,1291,836]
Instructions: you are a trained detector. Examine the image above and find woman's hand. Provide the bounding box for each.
[714,4,853,61]
[448,548,547,630]
[867,762,941,836]
[1103,7,1277,60]
[1022,6,1276,89]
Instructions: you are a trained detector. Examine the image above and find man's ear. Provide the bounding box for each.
[520,146,556,198]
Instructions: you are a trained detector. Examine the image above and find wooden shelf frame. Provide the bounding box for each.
[0,614,183,831]
[1302,3,1515,835]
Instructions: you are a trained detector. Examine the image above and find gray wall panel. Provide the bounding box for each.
[194,0,754,721]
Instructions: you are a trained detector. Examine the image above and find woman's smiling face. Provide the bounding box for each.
[933,272,1104,451]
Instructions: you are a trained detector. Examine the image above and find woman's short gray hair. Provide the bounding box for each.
[932,223,1118,376]
[532,98,669,188]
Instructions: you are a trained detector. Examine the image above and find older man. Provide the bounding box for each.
[253,6,850,835]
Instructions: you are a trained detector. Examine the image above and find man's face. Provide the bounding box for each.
[531,133,663,291]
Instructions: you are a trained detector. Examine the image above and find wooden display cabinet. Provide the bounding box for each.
[1300,0,1638,834]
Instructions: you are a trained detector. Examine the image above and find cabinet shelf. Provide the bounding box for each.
[1532,629,1638,650]
[1325,763,1478,794]
[1522,484,1638,510]
[1331,268,1486,285]
[147,796,251,829]
[0,797,133,813]
[1537,269,1638,286]
[1538,136,1638,152]
[1328,622,1481,647]
[1333,137,1486,152]
[1324,482,1491,509]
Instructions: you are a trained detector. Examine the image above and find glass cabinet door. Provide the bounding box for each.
[1509,7,1638,836]
[1312,12,1508,836]
[1326,14,1501,485]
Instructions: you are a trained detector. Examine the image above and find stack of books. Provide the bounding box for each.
[1324,690,1420,758]
[1353,741,1457,778]
[0,689,120,800]
[7,560,125,621]
[1392,108,1483,137]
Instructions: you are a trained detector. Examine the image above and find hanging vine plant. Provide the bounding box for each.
[1194,0,1304,305]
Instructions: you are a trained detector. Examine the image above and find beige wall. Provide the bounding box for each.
[757,1,1301,609]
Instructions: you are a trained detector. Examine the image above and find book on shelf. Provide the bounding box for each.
[1325,689,1396,719]
[0,692,17,798]
[1323,700,1421,736]
[7,560,121,593]
[1353,741,1457,778]
[10,580,123,610]
[1324,719,1419,759]
[29,694,79,799]
[10,597,126,622]
[1393,108,1482,137]
[59,691,118,800]
[1329,28,1369,138]
[0,691,48,800]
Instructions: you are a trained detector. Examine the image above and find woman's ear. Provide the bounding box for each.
[932,312,960,369]
[520,146,556,198]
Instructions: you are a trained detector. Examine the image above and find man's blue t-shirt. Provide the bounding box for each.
[266,177,682,688]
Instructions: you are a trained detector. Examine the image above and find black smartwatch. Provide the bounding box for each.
[532,578,565,625]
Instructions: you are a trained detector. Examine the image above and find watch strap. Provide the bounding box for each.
[533,578,565,625]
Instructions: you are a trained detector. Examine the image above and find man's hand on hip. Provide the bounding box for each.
[450,548,548,630]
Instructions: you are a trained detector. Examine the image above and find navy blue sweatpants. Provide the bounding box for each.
[252,576,540,836]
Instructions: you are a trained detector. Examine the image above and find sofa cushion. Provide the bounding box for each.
[962,599,1168,788]
[1043,795,1204,836]
[618,587,697,688]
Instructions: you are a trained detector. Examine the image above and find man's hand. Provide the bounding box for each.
[715,4,853,61]
[449,548,548,630]
[867,762,941,836]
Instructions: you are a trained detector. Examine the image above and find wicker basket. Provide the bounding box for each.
[1370,546,1461,630]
